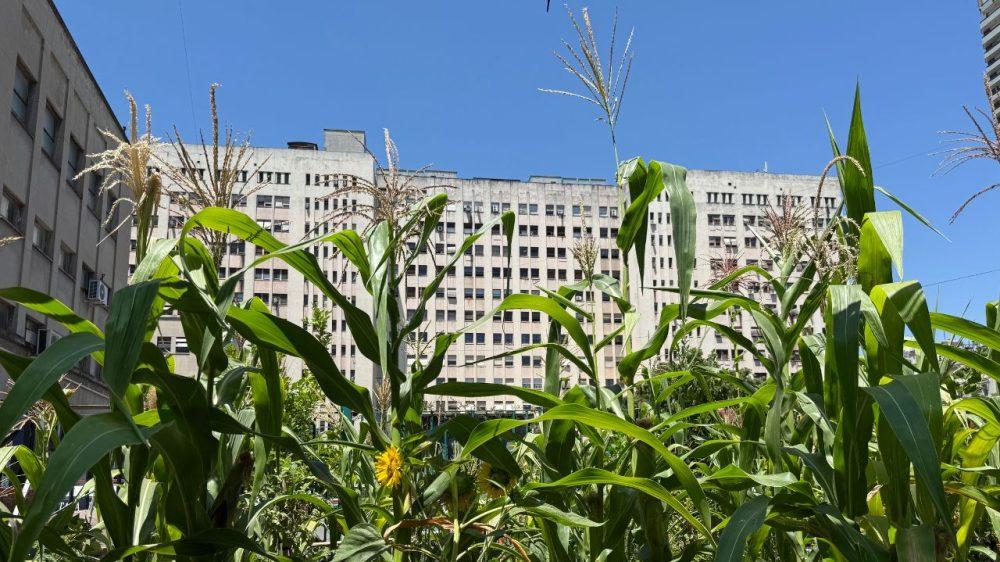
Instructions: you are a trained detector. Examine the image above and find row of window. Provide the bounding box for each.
[11,62,121,224]
[708,236,760,249]
[704,192,837,208]
[398,265,621,284]
[512,203,619,218]
[1,190,107,290]
[11,62,61,162]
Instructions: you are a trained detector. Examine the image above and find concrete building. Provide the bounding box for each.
[140,131,377,390]
[0,0,131,414]
[138,132,836,415]
[980,0,1000,117]
[405,169,835,413]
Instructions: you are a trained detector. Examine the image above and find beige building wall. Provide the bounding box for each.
[0,0,131,414]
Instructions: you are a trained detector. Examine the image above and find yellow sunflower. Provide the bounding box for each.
[476,462,513,499]
[375,445,404,488]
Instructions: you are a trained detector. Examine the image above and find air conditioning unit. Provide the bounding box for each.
[86,279,110,306]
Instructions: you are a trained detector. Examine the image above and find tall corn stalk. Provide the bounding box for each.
[541,5,634,345]
[76,92,161,263]
[157,84,268,265]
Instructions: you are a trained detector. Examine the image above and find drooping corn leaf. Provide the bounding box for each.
[462,403,711,533]
[526,468,712,542]
[0,333,103,440]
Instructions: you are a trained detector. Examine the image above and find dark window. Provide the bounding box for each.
[32,219,53,257]
[1,188,25,231]
[41,104,61,158]
[59,246,76,277]
[11,63,34,125]
[66,138,84,193]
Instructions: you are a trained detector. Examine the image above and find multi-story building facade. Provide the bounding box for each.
[408,169,836,413]
[0,0,131,414]
[139,132,837,415]
[980,0,1000,117]
[140,131,377,390]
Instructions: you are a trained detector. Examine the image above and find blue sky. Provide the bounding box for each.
[57,1,998,320]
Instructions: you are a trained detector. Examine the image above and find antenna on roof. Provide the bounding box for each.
[763,161,768,173]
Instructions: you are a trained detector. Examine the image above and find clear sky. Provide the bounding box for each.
[56,0,998,320]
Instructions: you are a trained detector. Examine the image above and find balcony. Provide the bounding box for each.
[984,3,1000,31]
[983,24,1000,53]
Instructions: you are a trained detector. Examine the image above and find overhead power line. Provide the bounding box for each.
[923,267,1000,288]
[177,0,198,132]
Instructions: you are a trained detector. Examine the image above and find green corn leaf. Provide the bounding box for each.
[618,159,663,284]
[895,524,937,562]
[10,414,162,562]
[828,284,871,516]
[248,347,284,441]
[366,221,395,397]
[930,312,1000,353]
[662,162,696,317]
[146,423,210,534]
[619,305,679,383]
[702,465,797,491]
[328,229,372,286]
[874,185,948,241]
[871,281,939,373]
[784,445,837,504]
[513,499,603,528]
[834,84,877,228]
[715,495,769,562]
[925,341,1000,382]
[865,377,953,536]
[671,318,774,373]
[812,504,889,562]
[103,280,160,400]
[0,287,104,342]
[864,211,904,279]
[398,210,515,345]
[660,394,764,427]
[131,478,158,546]
[130,238,179,283]
[0,332,103,440]
[432,415,522,478]
[450,341,593,380]
[462,403,711,533]
[526,467,712,541]
[858,215,894,295]
[425,382,564,409]
[227,307,376,430]
[400,193,449,275]
[463,293,594,372]
[181,207,380,364]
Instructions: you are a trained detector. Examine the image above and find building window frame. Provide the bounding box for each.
[11,60,36,129]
